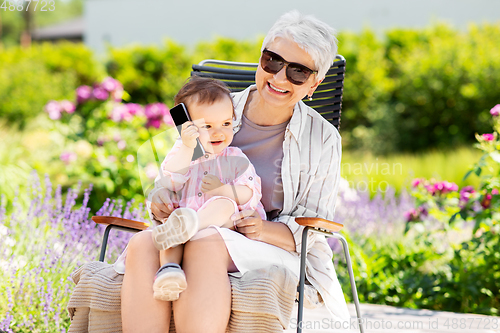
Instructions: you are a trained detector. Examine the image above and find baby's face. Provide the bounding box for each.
[188,96,234,155]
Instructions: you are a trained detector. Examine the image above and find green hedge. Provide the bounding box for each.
[0,42,104,128]
[2,24,500,151]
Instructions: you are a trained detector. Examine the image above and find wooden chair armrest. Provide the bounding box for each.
[295,217,343,233]
[91,216,150,231]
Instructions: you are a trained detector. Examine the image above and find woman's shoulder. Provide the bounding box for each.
[297,100,341,142]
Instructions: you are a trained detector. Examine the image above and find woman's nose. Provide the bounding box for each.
[274,65,288,83]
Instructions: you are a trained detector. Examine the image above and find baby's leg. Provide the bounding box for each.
[154,245,186,302]
[159,245,183,266]
[197,198,237,230]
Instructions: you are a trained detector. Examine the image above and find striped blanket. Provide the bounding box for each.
[67,261,298,332]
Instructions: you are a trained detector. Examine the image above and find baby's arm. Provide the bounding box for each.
[163,122,199,175]
[200,175,252,205]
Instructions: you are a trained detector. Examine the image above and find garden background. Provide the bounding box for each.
[1,3,500,332]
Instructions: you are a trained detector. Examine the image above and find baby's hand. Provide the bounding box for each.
[181,121,199,149]
[201,174,223,194]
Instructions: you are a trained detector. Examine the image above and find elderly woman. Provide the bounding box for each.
[121,10,349,332]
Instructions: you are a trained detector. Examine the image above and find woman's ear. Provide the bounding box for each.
[309,78,324,96]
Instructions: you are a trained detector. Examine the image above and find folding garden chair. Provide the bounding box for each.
[92,55,365,333]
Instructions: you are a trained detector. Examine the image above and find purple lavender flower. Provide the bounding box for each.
[76,85,92,104]
[490,104,500,117]
[44,100,62,120]
[92,86,110,101]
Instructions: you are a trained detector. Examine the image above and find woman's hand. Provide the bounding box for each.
[180,121,199,149]
[150,188,178,222]
[200,174,223,194]
[231,210,264,241]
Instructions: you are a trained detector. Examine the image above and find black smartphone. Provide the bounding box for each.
[169,103,206,160]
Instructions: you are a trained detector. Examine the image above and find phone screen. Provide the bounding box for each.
[169,103,206,160]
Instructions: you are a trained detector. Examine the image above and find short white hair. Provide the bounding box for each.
[261,10,338,80]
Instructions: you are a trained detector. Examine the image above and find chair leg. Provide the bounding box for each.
[297,226,310,333]
[330,233,365,333]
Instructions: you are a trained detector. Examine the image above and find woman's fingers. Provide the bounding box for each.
[231,210,263,240]
[231,209,255,222]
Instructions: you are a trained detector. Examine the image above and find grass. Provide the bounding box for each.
[342,147,484,196]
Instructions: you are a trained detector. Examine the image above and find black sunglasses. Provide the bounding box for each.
[260,49,318,85]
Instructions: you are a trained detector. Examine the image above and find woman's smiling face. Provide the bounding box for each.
[255,37,321,112]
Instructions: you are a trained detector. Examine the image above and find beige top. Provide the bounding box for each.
[231,113,288,221]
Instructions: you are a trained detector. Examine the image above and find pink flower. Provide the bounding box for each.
[126,103,144,117]
[110,105,132,122]
[481,193,492,209]
[146,119,162,129]
[404,206,427,222]
[144,103,172,128]
[117,140,127,150]
[111,88,124,102]
[442,181,458,193]
[482,133,494,141]
[490,104,500,117]
[60,151,77,165]
[145,103,168,119]
[459,186,475,203]
[163,114,174,127]
[411,178,422,187]
[92,86,109,101]
[59,100,75,114]
[425,184,436,195]
[97,137,107,146]
[44,100,62,120]
[492,189,499,195]
[101,77,122,93]
[76,85,92,104]
[110,103,145,122]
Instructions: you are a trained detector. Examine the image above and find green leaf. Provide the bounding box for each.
[449,212,458,225]
[463,169,473,181]
[475,167,482,176]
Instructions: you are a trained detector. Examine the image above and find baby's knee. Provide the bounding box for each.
[212,197,237,213]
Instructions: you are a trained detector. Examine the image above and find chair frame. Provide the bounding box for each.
[93,55,365,333]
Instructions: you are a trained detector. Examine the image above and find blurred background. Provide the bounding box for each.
[2,0,500,208]
[1,2,500,331]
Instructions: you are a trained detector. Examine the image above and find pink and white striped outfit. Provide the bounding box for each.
[159,139,266,220]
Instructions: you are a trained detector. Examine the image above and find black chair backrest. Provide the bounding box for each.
[191,55,346,130]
